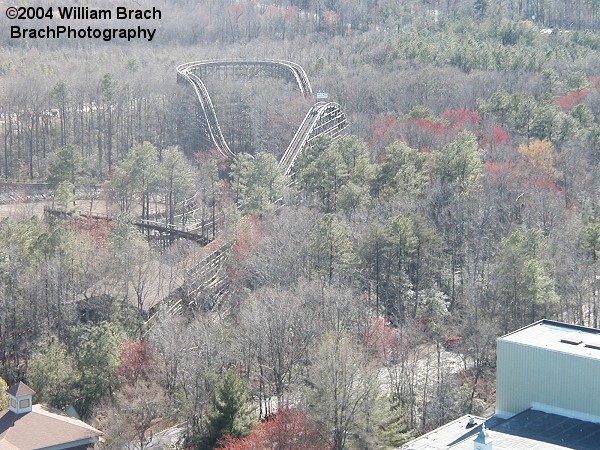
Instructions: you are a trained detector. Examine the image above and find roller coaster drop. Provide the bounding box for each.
[176,59,349,174]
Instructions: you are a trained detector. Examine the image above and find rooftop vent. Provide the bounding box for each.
[560,338,582,345]
[584,343,600,350]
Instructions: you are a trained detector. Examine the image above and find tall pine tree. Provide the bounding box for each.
[201,370,256,449]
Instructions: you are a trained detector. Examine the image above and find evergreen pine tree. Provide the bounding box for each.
[200,370,256,449]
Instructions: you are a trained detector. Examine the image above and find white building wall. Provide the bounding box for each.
[496,339,600,422]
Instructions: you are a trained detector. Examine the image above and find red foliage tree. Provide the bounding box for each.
[555,90,590,111]
[117,340,156,384]
[218,407,330,450]
[488,126,511,146]
[217,432,263,450]
[441,108,480,128]
[370,114,403,153]
[363,316,396,363]
[401,118,456,151]
[371,110,482,156]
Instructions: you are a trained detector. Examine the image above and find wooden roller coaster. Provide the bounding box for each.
[176,59,349,174]
[156,60,350,320]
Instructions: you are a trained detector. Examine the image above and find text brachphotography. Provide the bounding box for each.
[11,25,157,42]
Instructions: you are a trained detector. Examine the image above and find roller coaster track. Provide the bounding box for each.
[279,101,348,175]
[177,60,313,98]
[176,59,348,172]
[145,61,350,324]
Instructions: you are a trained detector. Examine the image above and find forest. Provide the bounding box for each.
[1,0,600,448]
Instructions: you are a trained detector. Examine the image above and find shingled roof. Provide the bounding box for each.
[1,382,101,450]
[5,383,34,398]
[0,404,102,450]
